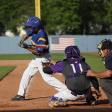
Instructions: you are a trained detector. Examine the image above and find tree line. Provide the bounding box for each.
[0,0,112,35]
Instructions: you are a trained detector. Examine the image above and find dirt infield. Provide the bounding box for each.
[0,60,112,112]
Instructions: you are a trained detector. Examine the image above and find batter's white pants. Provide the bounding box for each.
[17,54,83,101]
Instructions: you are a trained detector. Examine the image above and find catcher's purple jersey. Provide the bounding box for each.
[50,58,92,94]
[50,58,90,77]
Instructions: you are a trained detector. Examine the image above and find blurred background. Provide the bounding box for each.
[0,0,112,54]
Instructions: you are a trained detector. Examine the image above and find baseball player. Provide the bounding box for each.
[43,45,100,107]
[12,16,82,102]
[87,39,112,105]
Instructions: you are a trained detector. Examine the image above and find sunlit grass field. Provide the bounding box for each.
[52,53,105,71]
[0,66,15,80]
[0,53,105,72]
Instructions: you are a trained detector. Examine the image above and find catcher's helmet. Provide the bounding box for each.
[97,39,112,56]
[65,46,81,58]
[24,16,43,29]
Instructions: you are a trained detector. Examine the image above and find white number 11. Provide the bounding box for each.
[70,63,83,74]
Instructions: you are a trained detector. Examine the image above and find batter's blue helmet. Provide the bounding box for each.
[65,46,81,58]
[24,16,43,29]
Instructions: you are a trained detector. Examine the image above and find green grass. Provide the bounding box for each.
[0,54,34,60]
[0,53,105,72]
[0,53,64,60]
[82,53,105,71]
[0,66,15,80]
[52,53,65,61]
[52,53,105,71]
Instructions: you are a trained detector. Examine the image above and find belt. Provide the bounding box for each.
[34,53,49,57]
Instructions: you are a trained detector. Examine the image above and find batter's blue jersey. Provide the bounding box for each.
[26,29,49,53]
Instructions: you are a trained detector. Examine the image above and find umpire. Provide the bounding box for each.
[87,39,112,105]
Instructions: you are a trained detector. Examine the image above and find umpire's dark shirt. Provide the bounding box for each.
[104,52,112,79]
[100,52,112,103]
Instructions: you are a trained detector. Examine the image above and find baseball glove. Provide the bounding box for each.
[43,62,54,74]
[18,40,24,48]
[18,41,35,49]
[18,41,39,54]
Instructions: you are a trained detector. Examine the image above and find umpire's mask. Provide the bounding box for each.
[65,46,81,59]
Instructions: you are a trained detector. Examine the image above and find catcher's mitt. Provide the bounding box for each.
[43,62,54,74]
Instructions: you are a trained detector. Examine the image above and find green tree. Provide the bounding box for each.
[104,0,112,33]
[91,0,109,34]
[0,0,112,35]
[0,0,35,34]
[78,0,94,34]
[41,0,80,34]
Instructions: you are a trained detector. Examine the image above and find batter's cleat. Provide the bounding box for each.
[49,96,67,108]
[11,95,25,101]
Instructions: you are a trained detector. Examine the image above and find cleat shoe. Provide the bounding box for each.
[87,97,96,106]
[90,100,96,106]
[109,101,112,106]
[95,90,101,99]
[11,95,25,101]
[49,96,67,108]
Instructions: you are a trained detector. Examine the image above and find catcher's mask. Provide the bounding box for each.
[65,46,81,59]
[97,39,112,56]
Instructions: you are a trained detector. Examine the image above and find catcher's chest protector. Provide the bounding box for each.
[62,60,90,94]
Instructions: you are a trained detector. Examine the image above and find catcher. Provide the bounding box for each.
[12,16,82,102]
[43,45,100,107]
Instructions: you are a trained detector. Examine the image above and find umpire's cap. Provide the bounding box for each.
[97,39,112,50]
